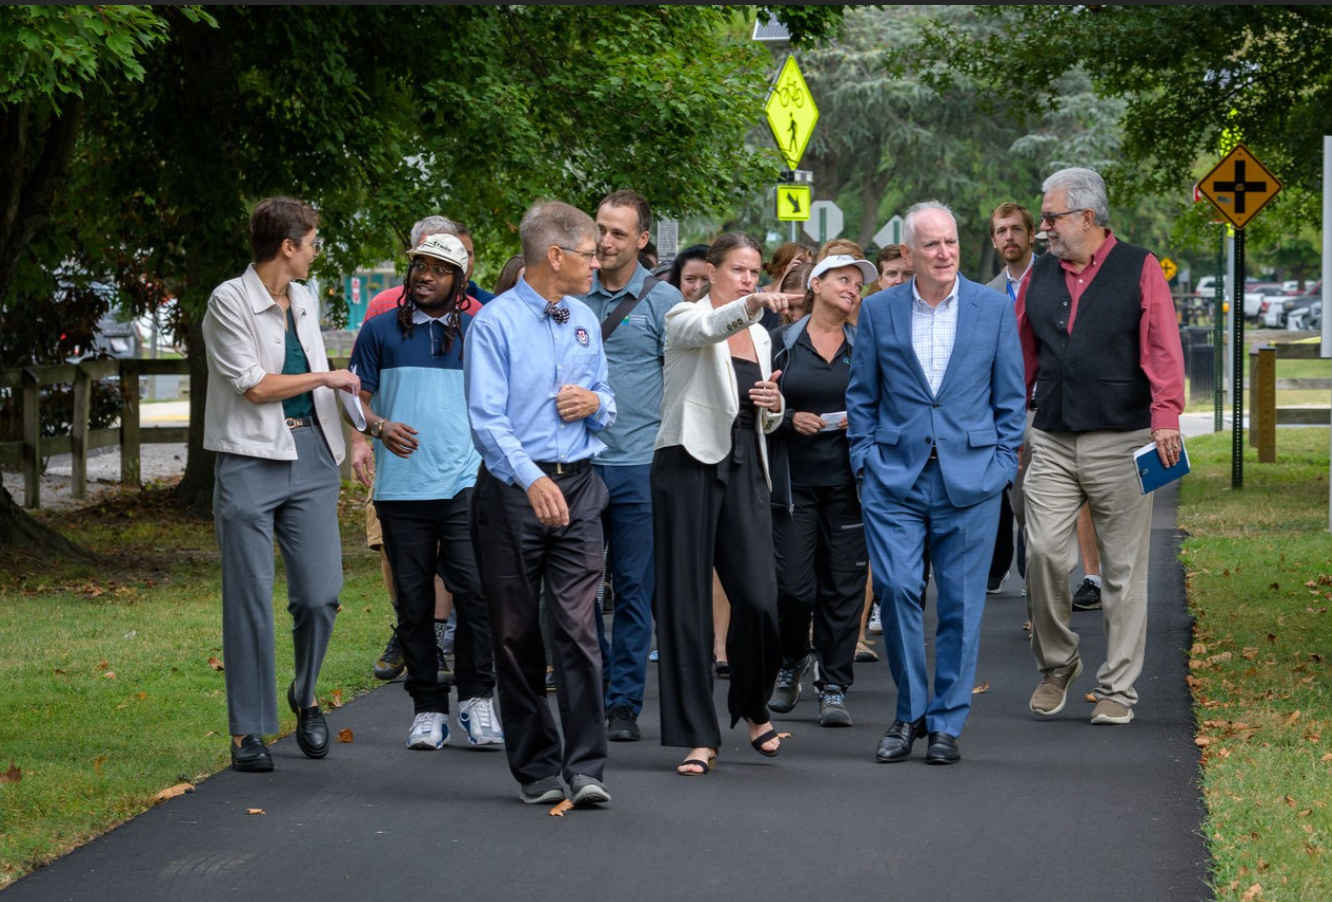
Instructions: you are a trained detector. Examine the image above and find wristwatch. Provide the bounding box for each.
[368,420,384,440]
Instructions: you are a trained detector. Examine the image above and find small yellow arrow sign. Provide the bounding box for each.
[1159,257,1177,282]
[776,185,811,222]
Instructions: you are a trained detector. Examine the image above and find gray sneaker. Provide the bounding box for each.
[568,774,611,807]
[769,654,812,714]
[1029,659,1084,715]
[459,696,504,746]
[1090,698,1134,725]
[817,685,853,727]
[519,776,565,805]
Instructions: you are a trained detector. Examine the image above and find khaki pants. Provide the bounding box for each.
[1024,427,1154,707]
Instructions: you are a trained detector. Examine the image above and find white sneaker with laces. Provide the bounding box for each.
[406,711,449,749]
[868,601,883,634]
[459,697,504,746]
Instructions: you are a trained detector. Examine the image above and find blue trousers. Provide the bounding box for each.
[593,464,655,715]
[861,459,1001,737]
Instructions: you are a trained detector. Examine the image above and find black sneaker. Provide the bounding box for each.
[768,654,812,714]
[817,684,853,727]
[373,631,405,680]
[606,704,641,742]
[1072,578,1102,611]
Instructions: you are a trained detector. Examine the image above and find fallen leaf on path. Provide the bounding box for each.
[1285,710,1302,726]
[777,732,792,740]
[0,762,20,784]
[1240,883,1263,902]
[1195,736,1213,747]
[245,808,265,815]
[329,688,343,709]
[972,682,990,695]
[1320,753,1332,762]
[152,783,194,804]
[102,671,116,679]
[548,800,573,817]
[337,728,354,743]
[1085,693,1097,702]
[207,657,224,671]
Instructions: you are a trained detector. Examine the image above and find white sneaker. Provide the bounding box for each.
[868,601,883,634]
[458,697,504,746]
[406,711,449,749]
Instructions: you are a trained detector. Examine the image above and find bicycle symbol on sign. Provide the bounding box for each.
[777,79,805,109]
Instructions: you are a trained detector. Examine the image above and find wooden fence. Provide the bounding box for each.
[1248,341,1332,462]
[2,357,356,509]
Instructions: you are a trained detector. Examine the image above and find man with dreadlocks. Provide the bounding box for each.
[349,233,504,751]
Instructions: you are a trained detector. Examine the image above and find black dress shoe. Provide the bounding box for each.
[925,731,961,765]
[287,682,330,759]
[231,734,273,773]
[875,717,925,763]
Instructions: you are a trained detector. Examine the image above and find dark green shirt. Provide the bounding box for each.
[281,306,315,420]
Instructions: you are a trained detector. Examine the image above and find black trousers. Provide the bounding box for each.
[471,465,608,785]
[988,488,1015,582]
[652,435,781,749]
[773,483,868,689]
[376,493,494,712]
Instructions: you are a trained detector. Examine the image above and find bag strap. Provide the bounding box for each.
[600,275,660,341]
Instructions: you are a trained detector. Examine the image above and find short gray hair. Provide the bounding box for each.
[520,201,596,266]
[1042,168,1110,226]
[902,200,956,249]
[410,215,457,247]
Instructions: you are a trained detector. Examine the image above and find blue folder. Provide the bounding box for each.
[1134,440,1190,494]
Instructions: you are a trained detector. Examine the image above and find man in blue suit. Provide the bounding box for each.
[848,201,1026,765]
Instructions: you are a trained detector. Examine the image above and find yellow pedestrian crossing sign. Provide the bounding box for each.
[776,185,811,222]
[764,55,818,170]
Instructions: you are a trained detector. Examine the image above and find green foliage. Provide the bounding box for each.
[914,6,1332,234]
[0,6,211,107]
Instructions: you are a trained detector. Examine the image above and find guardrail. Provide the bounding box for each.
[2,356,358,510]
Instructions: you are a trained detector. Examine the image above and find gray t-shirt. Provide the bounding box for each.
[579,264,682,466]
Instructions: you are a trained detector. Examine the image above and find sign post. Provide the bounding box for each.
[1197,143,1283,488]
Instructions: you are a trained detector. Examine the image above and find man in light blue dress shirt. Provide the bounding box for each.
[465,201,617,808]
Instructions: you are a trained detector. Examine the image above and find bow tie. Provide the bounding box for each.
[544,302,570,324]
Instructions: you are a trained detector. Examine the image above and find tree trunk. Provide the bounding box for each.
[857,157,891,249]
[0,485,102,564]
[173,314,214,519]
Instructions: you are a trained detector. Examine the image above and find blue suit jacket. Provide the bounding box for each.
[847,275,1026,508]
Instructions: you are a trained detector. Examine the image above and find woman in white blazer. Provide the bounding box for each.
[651,232,801,776]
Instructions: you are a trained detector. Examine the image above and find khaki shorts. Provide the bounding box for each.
[365,494,382,550]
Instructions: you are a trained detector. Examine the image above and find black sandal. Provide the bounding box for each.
[750,728,780,758]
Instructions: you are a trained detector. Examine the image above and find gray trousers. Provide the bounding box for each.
[215,426,343,736]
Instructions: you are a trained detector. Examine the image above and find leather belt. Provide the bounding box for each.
[285,416,317,429]
[534,459,589,477]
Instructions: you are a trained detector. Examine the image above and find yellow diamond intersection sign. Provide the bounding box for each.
[776,185,811,221]
[765,56,818,170]
[1196,144,1282,231]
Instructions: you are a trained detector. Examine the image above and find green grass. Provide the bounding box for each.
[1178,428,1332,901]
[0,484,389,887]
[1185,353,1332,415]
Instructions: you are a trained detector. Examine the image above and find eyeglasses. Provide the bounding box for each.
[1038,209,1086,226]
[559,246,599,261]
[410,260,454,278]
[292,236,323,254]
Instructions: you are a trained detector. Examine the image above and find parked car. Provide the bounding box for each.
[1243,282,1287,322]
[1285,299,1321,331]
[69,312,142,361]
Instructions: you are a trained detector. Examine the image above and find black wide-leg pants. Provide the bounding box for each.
[652,432,781,750]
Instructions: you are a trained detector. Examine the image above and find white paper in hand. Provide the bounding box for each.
[819,411,847,432]
[341,365,367,431]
